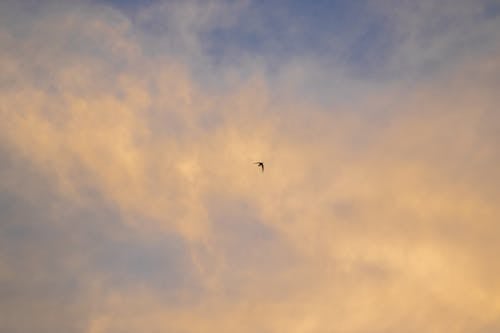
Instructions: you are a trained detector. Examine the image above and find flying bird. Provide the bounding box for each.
[254,161,264,172]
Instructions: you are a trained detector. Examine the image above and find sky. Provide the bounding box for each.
[1,0,500,332]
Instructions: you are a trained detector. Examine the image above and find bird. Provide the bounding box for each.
[254,161,264,172]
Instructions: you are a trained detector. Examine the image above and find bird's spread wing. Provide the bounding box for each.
[253,162,264,172]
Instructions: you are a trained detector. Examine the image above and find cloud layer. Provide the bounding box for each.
[1,1,499,332]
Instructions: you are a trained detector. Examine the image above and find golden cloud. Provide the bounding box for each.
[1,1,499,332]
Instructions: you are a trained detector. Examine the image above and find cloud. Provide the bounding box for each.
[1,1,499,332]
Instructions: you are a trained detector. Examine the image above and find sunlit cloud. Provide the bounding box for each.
[1,0,499,332]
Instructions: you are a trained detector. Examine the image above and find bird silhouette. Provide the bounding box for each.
[254,161,264,172]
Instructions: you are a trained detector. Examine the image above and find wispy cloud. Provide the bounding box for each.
[1,1,499,332]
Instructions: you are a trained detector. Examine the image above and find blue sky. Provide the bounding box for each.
[96,0,499,79]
